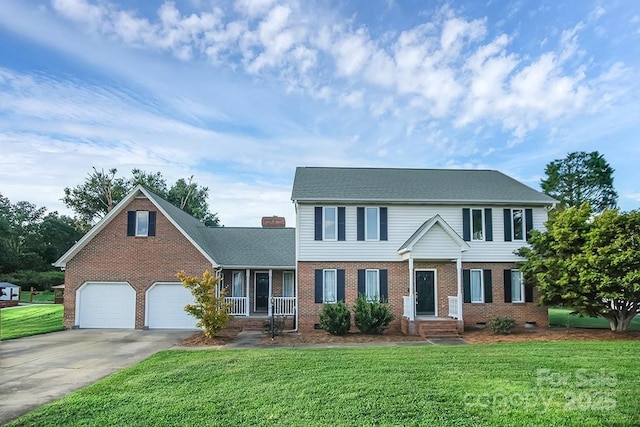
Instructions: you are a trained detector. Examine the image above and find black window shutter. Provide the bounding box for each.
[380,207,388,241]
[314,207,323,241]
[127,211,136,236]
[525,285,534,303]
[314,270,323,303]
[337,269,346,302]
[338,207,346,241]
[463,269,471,303]
[462,208,471,241]
[148,211,156,236]
[357,207,365,241]
[525,208,534,241]
[503,269,512,303]
[379,269,388,300]
[357,269,365,296]
[503,209,512,242]
[483,269,493,303]
[484,208,493,241]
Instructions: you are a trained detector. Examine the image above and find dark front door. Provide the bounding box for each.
[255,273,269,312]
[416,271,435,315]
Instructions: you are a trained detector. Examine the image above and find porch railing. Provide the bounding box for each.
[448,296,459,319]
[403,296,412,318]
[225,297,248,316]
[272,297,296,316]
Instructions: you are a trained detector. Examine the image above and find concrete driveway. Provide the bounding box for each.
[0,328,195,424]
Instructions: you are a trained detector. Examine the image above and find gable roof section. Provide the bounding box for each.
[291,167,558,205]
[398,215,470,254]
[54,186,296,269]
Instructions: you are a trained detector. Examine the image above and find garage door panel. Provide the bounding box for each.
[78,283,136,328]
[147,283,199,329]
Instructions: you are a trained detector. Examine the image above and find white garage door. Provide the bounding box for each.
[146,283,199,329]
[77,282,136,328]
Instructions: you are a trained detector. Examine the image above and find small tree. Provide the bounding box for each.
[353,295,395,334]
[177,270,232,338]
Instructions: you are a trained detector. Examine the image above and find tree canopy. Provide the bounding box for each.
[517,205,640,332]
[63,168,220,229]
[541,151,617,213]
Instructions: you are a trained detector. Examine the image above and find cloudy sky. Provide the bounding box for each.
[1,0,638,227]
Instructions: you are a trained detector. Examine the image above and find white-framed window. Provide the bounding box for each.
[511,269,524,303]
[323,207,337,240]
[323,269,337,303]
[471,208,484,241]
[470,269,484,303]
[365,269,380,302]
[231,271,244,297]
[135,211,150,237]
[283,271,294,297]
[511,209,525,241]
[365,207,379,240]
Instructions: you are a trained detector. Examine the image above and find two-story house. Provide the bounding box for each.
[291,167,557,336]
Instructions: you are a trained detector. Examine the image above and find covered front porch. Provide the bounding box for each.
[219,268,296,317]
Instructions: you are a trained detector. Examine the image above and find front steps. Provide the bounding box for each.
[402,317,461,338]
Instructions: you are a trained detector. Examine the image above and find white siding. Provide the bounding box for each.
[411,223,461,259]
[297,204,549,262]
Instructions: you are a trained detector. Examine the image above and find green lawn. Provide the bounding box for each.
[549,307,640,331]
[19,290,55,303]
[0,305,64,340]
[8,341,640,426]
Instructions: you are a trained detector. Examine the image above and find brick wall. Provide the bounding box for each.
[63,198,212,329]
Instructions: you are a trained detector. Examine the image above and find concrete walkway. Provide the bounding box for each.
[0,328,194,425]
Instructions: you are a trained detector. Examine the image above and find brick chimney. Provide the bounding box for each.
[261,216,286,228]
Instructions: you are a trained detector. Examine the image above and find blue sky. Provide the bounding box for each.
[0,0,638,226]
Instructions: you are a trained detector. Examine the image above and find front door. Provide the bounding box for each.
[415,271,435,315]
[255,273,269,312]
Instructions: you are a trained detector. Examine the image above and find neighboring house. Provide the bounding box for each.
[291,167,557,336]
[54,185,295,330]
[0,282,20,308]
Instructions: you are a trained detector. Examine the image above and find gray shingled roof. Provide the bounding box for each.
[291,167,557,204]
[145,190,295,267]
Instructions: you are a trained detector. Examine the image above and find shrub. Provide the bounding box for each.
[353,295,395,334]
[319,301,351,335]
[177,270,232,338]
[486,316,517,335]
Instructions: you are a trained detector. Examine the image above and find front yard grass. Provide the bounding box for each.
[19,290,55,303]
[549,307,640,330]
[8,341,640,426]
[0,305,64,340]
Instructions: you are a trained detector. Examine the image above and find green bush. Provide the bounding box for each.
[0,270,64,291]
[486,316,517,335]
[353,295,395,334]
[319,301,351,335]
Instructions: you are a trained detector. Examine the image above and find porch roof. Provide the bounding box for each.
[398,214,469,256]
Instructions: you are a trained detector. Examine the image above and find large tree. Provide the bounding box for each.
[518,205,640,332]
[541,151,617,213]
[63,168,220,228]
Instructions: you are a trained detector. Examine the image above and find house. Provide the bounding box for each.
[54,185,295,330]
[0,282,21,308]
[291,167,557,336]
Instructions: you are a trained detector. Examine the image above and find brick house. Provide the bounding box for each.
[54,185,295,329]
[291,167,557,336]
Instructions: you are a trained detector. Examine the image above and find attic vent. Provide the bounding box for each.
[262,216,286,228]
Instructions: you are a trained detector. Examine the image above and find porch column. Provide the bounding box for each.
[456,257,463,321]
[408,256,415,321]
[268,269,273,316]
[245,268,250,316]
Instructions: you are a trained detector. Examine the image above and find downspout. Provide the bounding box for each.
[408,255,415,321]
[456,257,463,322]
[294,201,300,332]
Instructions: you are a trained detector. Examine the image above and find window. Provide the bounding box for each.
[511,209,525,241]
[471,209,484,241]
[283,272,294,297]
[511,270,524,303]
[232,271,244,297]
[323,270,337,303]
[365,269,380,302]
[136,211,149,237]
[324,207,337,240]
[365,207,379,240]
[470,269,484,303]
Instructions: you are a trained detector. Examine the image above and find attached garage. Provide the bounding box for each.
[146,283,199,329]
[76,282,136,328]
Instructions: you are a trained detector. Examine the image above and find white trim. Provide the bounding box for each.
[323,206,338,241]
[364,206,380,241]
[470,268,484,303]
[322,269,338,304]
[509,208,526,242]
[414,269,438,316]
[456,258,463,321]
[398,214,470,257]
[364,269,380,302]
[135,210,150,237]
[470,208,485,241]
[294,201,300,331]
[254,271,269,312]
[282,271,295,297]
[408,256,415,320]
[510,269,525,303]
